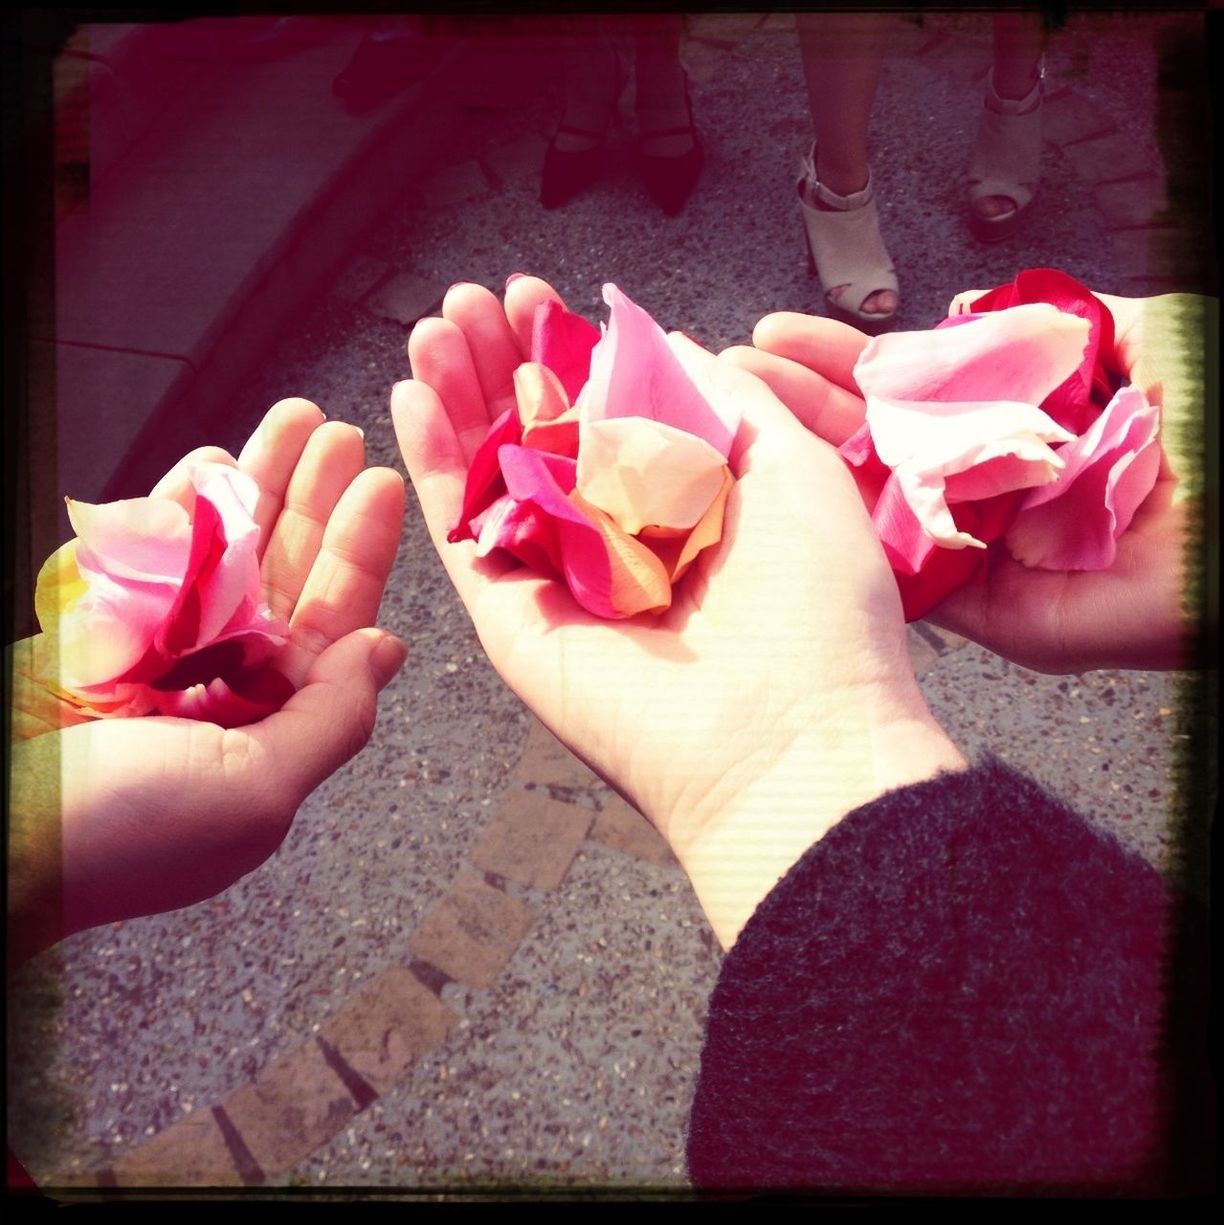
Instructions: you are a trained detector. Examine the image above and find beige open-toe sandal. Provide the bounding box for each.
[966,66,1044,243]
[797,149,899,335]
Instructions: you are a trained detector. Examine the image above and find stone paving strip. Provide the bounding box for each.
[64,625,959,1190]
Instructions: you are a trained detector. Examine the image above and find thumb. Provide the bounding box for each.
[248,627,407,803]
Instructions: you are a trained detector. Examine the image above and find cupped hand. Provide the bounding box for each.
[731,291,1200,673]
[395,279,963,948]
[8,400,407,965]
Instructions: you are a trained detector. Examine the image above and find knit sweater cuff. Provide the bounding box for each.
[687,756,1176,1195]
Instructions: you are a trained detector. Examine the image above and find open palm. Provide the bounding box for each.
[395,279,963,945]
[728,290,1199,673]
[9,400,406,962]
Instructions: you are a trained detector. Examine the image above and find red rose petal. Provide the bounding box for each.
[531,299,601,405]
[447,407,524,542]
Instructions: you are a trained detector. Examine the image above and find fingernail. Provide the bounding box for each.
[505,272,526,289]
[371,632,408,687]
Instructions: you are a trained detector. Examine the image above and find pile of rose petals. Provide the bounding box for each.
[31,464,293,729]
[839,269,1162,621]
[450,284,740,619]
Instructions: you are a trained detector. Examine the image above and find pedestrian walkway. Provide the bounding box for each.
[10,9,1204,1197]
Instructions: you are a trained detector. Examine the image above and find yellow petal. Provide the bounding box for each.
[33,539,87,631]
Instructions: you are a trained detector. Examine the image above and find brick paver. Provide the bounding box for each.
[589,795,676,867]
[221,1041,358,1178]
[408,871,535,989]
[1061,131,1161,185]
[513,719,602,790]
[1041,88,1117,148]
[109,1108,244,1188]
[1094,176,1169,229]
[472,788,595,890]
[320,965,459,1096]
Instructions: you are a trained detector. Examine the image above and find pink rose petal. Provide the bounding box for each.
[189,465,264,645]
[155,663,296,728]
[474,493,563,576]
[957,269,1120,434]
[1006,386,1161,570]
[856,304,1089,448]
[580,284,737,457]
[498,445,619,616]
[67,496,192,585]
[56,569,181,689]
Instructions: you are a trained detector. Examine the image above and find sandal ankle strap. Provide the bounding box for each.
[984,58,1044,115]
[798,147,874,211]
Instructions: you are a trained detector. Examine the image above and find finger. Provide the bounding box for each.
[504,275,567,354]
[147,446,236,510]
[248,627,407,807]
[441,282,523,417]
[720,345,865,446]
[407,316,496,462]
[277,466,406,687]
[236,398,327,555]
[390,379,517,601]
[752,312,869,394]
[668,332,827,476]
[259,421,368,621]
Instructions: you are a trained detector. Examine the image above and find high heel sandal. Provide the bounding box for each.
[637,83,703,217]
[966,63,1044,243]
[797,147,899,335]
[540,121,612,209]
[540,49,627,210]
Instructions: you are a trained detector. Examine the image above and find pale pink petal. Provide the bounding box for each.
[1006,386,1161,570]
[188,465,264,645]
[855,302,1090,418]
[661,331,742,458]
[66,496,191,585]
[944,452,1063,503]
[55,570,179,689]
[576,417,727,534]
[579,285,736,456]
[868,400,1069,552]
[864,396,1074,471]
[870,473,941,576]
[887,466,987,562]
[1016,386,1157,512]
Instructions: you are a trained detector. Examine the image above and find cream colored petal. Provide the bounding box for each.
[576,417,727,535]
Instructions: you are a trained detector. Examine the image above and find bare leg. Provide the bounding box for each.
[553,17,621,153]
[632,15,694,156]
[975,12,1047,220]
[797,13,895,317]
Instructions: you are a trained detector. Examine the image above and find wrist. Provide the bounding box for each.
[7,738,67,973]
[668,679,966,951]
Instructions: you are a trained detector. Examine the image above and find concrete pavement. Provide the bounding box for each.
[8,10,1210,1198]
